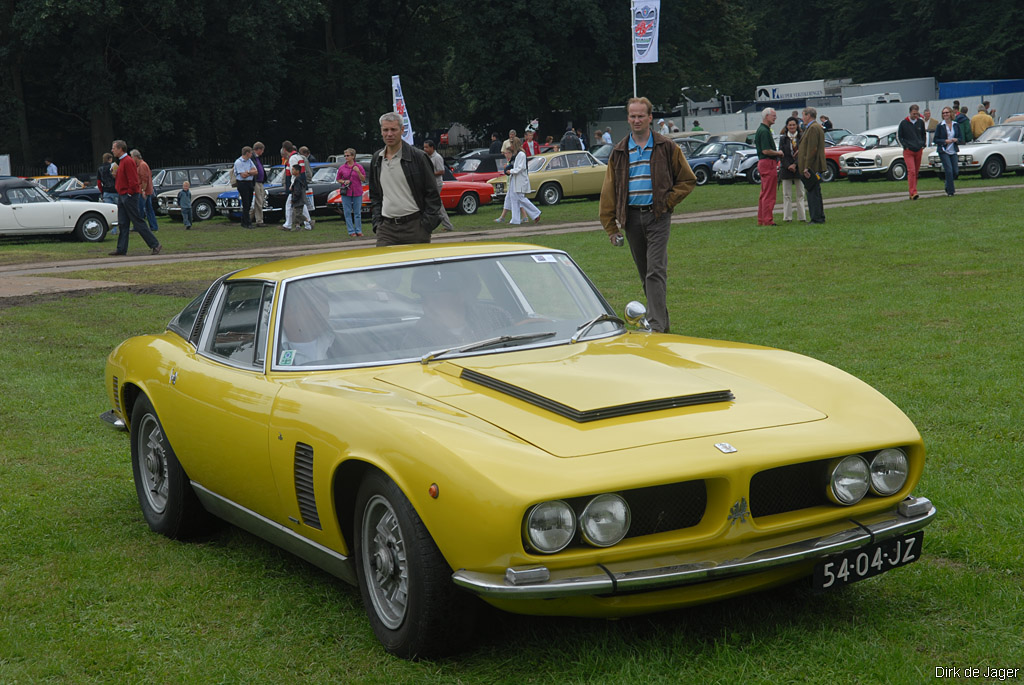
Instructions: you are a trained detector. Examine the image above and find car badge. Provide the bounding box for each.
[715,442,737,454]
[728,497,749,526]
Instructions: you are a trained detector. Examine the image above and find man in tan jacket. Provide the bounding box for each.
[797,107,827,224]
[599,96,696,333]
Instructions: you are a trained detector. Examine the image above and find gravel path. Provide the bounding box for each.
[1,184,1017,298]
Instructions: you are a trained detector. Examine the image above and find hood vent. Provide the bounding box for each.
[460,368,734,423]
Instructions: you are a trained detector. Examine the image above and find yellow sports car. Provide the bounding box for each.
[488,150,606,205]
[102,243,935,659]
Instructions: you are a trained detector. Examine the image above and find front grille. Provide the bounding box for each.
[849,158,875,168]
[563,480,706,542]
[294,443,321,529]
[749,460,829,517]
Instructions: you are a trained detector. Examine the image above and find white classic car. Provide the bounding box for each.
[0,178,116,242]
[840,145,936,182]
[926,123,1024,179]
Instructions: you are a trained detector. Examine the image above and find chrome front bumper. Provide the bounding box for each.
[451,497,935,599]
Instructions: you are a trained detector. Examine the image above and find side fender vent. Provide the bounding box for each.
[112,376,121,414]
[294,442,322,530]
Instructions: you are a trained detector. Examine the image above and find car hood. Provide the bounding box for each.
[373,336,827,457]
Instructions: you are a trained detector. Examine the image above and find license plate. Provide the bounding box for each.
[847,168,862,175]
[814,531,923,589]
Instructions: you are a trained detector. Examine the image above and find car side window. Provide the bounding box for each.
[549,156,567,170]
[169,170,189,185]
[204,281,271,367]
[193,169,212,185]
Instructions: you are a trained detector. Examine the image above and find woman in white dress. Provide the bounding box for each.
[506,137,541,225]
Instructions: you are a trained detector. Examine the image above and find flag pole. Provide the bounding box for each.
[631,0,637,97]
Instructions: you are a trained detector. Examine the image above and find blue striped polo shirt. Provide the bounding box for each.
[627,133,654,206]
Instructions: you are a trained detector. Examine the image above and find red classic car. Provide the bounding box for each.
[328,166,494,216]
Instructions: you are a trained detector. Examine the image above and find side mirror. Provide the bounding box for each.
[624,301,651,331]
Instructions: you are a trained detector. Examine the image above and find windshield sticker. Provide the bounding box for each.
[279,349,296,366]
[532,254,557,263]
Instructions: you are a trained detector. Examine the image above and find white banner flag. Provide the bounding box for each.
[391,75,415,145]
[632,0,660,64]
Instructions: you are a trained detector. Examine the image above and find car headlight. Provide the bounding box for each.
[579,494,630,547]
[827,455,870,505]
[869,448,909,495]
[524,500,575,553]
[875,155,883,166]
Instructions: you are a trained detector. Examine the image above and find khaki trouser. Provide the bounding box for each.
[250,182,265,224]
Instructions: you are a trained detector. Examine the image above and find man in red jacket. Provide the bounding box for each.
[109,139,162,256]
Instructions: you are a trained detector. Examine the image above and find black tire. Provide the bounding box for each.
[821,160,838,183]
[130,395,211,539]
[537,182,562,206]
[887,160,907,182]
[353,470,476,659]
[981,156,1004,179]
[193,198,214,221]
[747,166,761,184]
[72,212,107,242]
[694,166,709,186]
[457,192,479,215]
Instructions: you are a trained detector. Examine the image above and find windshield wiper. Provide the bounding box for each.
[571,313,624,343]
[420,331,557,364]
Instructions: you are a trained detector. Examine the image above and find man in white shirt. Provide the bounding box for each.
[602,128,613,145]
[368,112,443,246]
[233,146,258,228]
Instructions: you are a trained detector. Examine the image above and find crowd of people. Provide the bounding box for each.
[751,98,1002,225]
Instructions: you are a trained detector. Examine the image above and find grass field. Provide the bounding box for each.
[1,185,1023,683]
[2,172,1022,267]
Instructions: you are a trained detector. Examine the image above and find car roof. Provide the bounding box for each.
[229,242,552,282]
[0,178,43,190]
[858,125,898,136]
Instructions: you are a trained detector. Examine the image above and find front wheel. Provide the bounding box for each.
[193,198,214,221]
[887,160,907,182]
[457,192,479,215]
[354,470,476,659]
[693,166,709,186]
[73,212,107,242]
[747,166,761,184]
[821,160,838,183]
[537,182,562,205]
[130,395,212,539]
[981,156,1004,179]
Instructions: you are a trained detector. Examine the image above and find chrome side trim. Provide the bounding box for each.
[452,501,936,599]
[99,410,126,431]
[191,482,357,586]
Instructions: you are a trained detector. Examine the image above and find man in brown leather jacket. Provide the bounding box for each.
[599,96,696,333]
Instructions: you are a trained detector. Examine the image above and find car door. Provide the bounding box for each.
[159,280,284,518]
[8,186,65,230]
[565,152,605,196]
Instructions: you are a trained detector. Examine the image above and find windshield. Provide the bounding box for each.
[976,125,1023,143]
[266,167,287,185]
[273,251,619,369]
[840,134,878,148]
[453,158,481,173]
[312,166,338,182]
[527,157,547,172]
[211,169,232,186]
[151,170,166,186]
[49,177,80,194]
[694,143,725,157]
